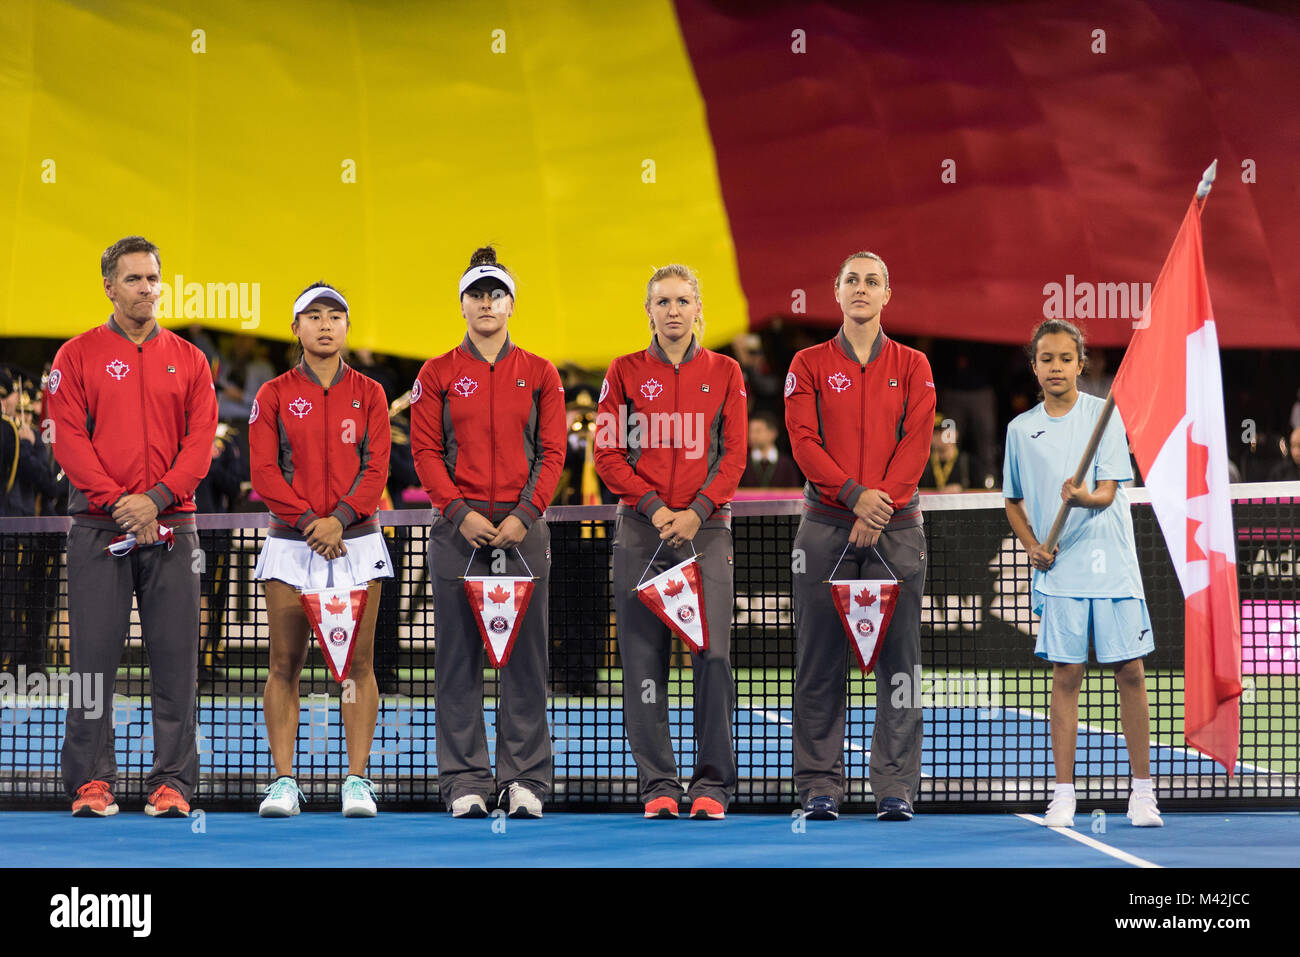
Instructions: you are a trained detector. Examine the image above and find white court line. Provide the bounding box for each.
[1007,706,1275,775]
[1015,813,1162,868]
[748,708,932,777]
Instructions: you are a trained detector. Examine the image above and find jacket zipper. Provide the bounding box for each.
[322,374,330,520]
[667,363,680,506]
[858,361,868,488]
[488,360,497,519]
[138,344,151,490]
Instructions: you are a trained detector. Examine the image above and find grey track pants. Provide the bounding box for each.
[428,516,552,805]
[791,515,927,806]
[612,508,736,807]
[61,525,200,801]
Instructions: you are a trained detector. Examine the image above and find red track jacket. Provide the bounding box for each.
[249,361,390,538]
[785,328,935,529]
[410,336,565,528]
[594,336,747,522]
[45,317,218,531]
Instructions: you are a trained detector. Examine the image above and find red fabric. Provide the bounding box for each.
[249,363,390,533]
[45,321,217,515]
[675,0,1300,347]
[410,341,565,527]
[1112,200,1241,774]
[785,332,935,522]
[593,341,747,518]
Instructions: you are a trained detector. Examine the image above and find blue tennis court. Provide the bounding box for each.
[1,810,1295,868]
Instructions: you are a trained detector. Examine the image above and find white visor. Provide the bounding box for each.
[293,286,349,317]
[458,265,515,298]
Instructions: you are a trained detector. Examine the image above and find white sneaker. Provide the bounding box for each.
[259,776,303,818]
[1042,791,1077,827]
[506,782,543,819]
[1127,791,1164,827]
[450,794,488,818]
[341,775,377,818]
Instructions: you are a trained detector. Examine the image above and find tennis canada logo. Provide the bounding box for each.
[784,372,796,397]
[47,369,62,394]
[328,626,347,646]
[641,378,663,401]
[288,397,312,418]
[857,618,875,636]
[676,604,695,625]
[454,375,478,398]
[489,615,508,634]
[827,371,852,393]
[248,399,259,424]
[410,379,422,403]
[599,378,609,403]
[106,359,130,381]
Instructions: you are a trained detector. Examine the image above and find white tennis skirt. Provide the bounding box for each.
[254,532,394,590]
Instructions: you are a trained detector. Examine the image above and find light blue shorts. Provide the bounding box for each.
[1035,596,1155,664]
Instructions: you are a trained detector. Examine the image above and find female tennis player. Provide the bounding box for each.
[1003,319,1162,828]
[594,264,747,820]
[249,283,392,818]
[410,246,565,819]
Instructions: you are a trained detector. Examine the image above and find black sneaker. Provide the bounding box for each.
[876,797,914,821]
[803,795,839,820]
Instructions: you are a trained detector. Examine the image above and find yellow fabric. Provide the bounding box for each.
[0,1,747,366]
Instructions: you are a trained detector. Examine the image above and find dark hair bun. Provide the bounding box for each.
[469,247,498,268]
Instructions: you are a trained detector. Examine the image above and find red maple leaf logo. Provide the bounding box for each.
[664,578,685,597]
[487,584,512,604]
[855,588,877,608]
[325,595,348,615]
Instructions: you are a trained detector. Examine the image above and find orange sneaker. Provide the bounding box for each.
[643,795,679,819]
[145,784,190,818]
[689,796,725,820]
[71,780,118,817]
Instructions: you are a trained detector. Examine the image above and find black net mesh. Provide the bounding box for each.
[2,490,1296,811]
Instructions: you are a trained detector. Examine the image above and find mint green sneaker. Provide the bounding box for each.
[259,775,304,818]
[342,775,377,818]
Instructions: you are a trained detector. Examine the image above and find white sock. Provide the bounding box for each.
[1053,783,1076,800]
[1131,777,1155,796]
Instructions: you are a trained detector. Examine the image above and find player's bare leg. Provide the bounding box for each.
[263,580,311,777]
[1050,662,1085,784]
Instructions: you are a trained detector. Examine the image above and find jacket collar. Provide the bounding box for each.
[107,315,161,344]
[647,333,700,365]
[835,325,886,365]
[460,333,513,364]
[297,358,349,387]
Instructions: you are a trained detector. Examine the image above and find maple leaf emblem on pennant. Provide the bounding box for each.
[454,376,478,397]
[105,359,130,380]
[641,378,663,401]
[855,588,876,607]
[827,371,852,393]
[325,595,348,614]
[487,584,512,604]
[663,578,685,597]
[289,397,312,418]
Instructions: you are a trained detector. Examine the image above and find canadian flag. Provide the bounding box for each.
[1111,199,1242,775]
[830,580,899,673]
[464,577,535,668]
[637,557,709,654]
[300,587,370,682]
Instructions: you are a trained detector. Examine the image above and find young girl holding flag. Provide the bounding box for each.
[410,247,565,819]
[1003,319,1162,828]
[594,264,747,820]
[249,283,392,818]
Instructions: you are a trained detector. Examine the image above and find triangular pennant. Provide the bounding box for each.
[464,577,535,668]
[636,557,709,654]
[830,579,899,674]
[300,586,369,683]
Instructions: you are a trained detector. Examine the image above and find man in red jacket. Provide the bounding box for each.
[44,236,218,818]
[785,251,935,822]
